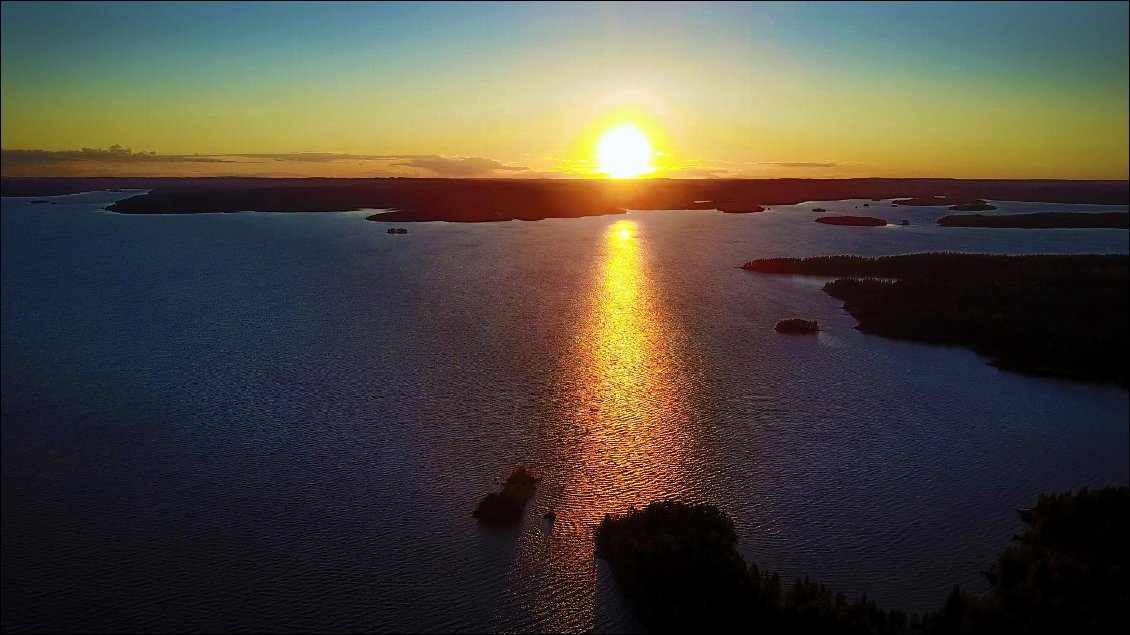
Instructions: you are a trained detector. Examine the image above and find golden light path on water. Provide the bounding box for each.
[511,219,707,631]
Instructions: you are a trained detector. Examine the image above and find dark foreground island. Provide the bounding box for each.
[597,489,1128,633]
[937,212,1129,229]
[743,254,1128,387]
[472,466,540,524]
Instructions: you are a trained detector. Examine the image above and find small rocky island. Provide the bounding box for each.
[815,215,887,226]
[472,466,541,524]
[812,207,828,213]
[775,318,820,334]
[716,199,765,213]
[386,227,409,234]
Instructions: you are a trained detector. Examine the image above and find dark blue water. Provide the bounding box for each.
[2,192,1127,632]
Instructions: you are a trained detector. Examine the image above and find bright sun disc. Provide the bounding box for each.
[596,124,652,178]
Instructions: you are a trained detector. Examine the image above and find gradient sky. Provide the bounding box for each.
[2,1,1127,179]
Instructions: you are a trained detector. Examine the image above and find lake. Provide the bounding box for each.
[2,192,1127,633]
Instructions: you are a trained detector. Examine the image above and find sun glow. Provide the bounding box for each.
[596,124,653,178]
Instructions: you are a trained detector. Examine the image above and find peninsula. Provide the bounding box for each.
[743,253,1129,387]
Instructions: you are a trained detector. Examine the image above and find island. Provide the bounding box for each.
[472,466,540,524]
[596,488,1127,633]
[815,215,887,226]
[743,253,1129,387]
[718,204,765,214]
[937,211,1129,229]
[775,318,820,334]
[812,207,829,213]
[385,227,409,234]
[946,200,997,211]
[892,196,991,208]
[4,177,1125,223]
[891,196,997,211]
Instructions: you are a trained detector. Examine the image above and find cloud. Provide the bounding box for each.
[759,162,837,168]
[1,145,235,165]
[1,148,533,177]
[659,167,731,178]
[229,152,434,163]
[391,156,528,177]
[145,151,531,176]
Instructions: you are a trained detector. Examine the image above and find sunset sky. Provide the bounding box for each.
[1,1,1127,179]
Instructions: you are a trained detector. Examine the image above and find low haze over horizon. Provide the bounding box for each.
[1,1,1127,180]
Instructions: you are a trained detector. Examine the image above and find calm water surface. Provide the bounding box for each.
[2,193,1128,632]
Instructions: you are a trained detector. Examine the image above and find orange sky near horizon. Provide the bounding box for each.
[2,2,1127,180]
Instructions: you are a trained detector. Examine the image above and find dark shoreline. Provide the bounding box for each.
[4,177,1125,223]
[937,211,1129,229]
[598,489,1129,633]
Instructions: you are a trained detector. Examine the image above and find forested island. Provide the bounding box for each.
[815,215,888,226]
[937,212,1129,229]
[4,177,1125,222]
[597,488,1128,633]
[775,318,821,334]
[892,197,997,211]
[743,254,1128,387]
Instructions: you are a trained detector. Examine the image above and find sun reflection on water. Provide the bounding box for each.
[513,219,703,631]
[582,220,688,471]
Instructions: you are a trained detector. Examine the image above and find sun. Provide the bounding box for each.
[596,124,653,178]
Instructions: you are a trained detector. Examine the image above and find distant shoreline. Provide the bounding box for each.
[3,177,1126,223]
[937,211,1129,229]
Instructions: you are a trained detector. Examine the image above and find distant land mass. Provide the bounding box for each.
[2,177,1126,222]
[937,212,1129,229]
[743,253,1129,388]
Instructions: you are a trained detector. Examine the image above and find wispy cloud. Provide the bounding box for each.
[658,167,731,178]
[1,145,235,165]
[3,147,804,179]
[1,147,533,177]
[759,161,837,168]
[231,152,533,176]
[391,156,528,177]
[228,152,432,163]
